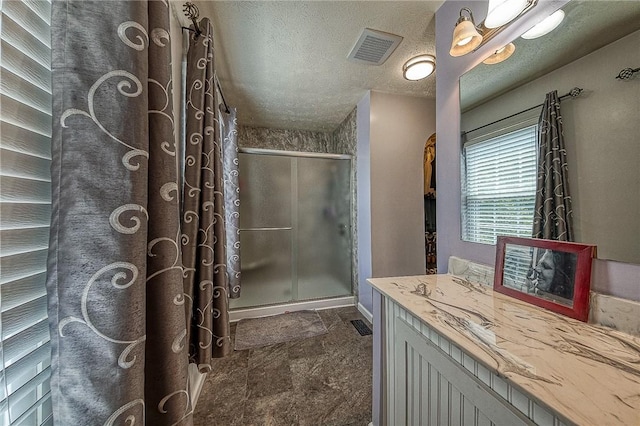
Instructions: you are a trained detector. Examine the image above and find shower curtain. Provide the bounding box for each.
[182,18,233,369]
[219,101,241,298]
[533,90,574,241]
[47,1,192,424]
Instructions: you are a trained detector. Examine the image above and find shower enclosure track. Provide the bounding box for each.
[239,147,352,160]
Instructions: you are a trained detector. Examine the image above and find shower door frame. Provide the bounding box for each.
[237,147,353,308]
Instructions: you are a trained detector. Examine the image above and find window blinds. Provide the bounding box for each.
[462,124,537,244]
[0,0,53,424]
[503,244,535,292]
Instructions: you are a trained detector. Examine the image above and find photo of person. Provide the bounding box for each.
[496,236,595,321]
[525,248,577,302]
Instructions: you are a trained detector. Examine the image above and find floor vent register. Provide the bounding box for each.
[351,319,373,336]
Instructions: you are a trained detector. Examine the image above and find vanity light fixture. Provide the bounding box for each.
[403,54,436,80]
[482,43,515,64]
[449,8,483,57]
[485,0,530,28]
[521,10,565,39]
[449,0,537,58]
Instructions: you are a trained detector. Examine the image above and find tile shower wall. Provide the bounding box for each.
[332,108,357,155]
[332,109,358,302]
[237,108,360,302]
[236,109,357,156]
[238,126,333,153]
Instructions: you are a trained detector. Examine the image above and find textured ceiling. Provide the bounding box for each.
[191,1,443,132]
[460,1,640,111]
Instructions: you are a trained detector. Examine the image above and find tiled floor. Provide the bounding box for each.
[194,306,373,426]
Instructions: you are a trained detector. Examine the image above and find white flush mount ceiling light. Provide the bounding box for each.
[449,8,483,57]
[485,0,530,29]
[403,54,436,80]
[482,43,515,64]
[521,10,565,39]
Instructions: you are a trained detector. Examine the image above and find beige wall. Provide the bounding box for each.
[357,91,436,313]
[369,91,436,278]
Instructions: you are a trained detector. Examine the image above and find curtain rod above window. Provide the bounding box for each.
[462,87,583,136]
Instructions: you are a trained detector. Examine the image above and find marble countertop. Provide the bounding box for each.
[368,274,640,426]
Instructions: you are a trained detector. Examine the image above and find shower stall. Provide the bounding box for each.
[230,148,353,311]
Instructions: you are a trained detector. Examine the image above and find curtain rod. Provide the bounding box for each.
[462,87,583,136]
[182,2,231,114]
[182,2,202,38]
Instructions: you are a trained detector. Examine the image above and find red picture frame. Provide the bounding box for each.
[494,236,596,322]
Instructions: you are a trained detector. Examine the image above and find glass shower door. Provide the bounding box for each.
[230,151,352,310]
[296,157,352,300]
[230,153,293,308]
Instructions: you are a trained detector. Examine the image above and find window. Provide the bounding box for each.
[502,244,534,291]
[461,123,537,244]
[1,0,53,424]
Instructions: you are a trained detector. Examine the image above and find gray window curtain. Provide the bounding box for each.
[47,1,192,424]
[182,18,232,370]
[219,104,241,298]
[533,90,574,241]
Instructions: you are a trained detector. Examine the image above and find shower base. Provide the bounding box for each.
[229,295,355,322]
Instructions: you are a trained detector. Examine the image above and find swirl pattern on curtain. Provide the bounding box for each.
[181,18,232,371]
[533,90,574,241]
[219,105,241,298]
[47,1,192,424]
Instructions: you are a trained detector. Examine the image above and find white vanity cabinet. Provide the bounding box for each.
[386,299,557,425]
[368,275,640,426]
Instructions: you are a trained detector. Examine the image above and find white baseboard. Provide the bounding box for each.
[357,302,373,324]
[229,296,356,322]
[188,363,207,410]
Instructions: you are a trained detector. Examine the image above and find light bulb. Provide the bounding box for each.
[521,10,565,39]
[485,0,529,29]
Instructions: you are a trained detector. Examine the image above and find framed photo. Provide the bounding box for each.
[494,236,596,322]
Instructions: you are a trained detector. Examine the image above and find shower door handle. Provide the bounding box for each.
[240,227,292,231]
[338,224,347,236]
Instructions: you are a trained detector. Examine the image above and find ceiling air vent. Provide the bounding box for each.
[348,28,403,65]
